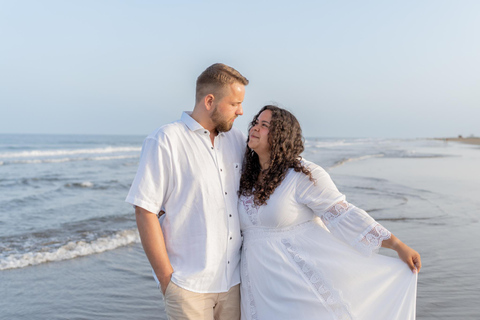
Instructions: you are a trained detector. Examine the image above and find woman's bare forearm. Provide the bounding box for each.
[382,233,422,273]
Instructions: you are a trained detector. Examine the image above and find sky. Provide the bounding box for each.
[1,0,479,138]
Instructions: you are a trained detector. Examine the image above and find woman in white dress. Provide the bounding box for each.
[238,105,421,320]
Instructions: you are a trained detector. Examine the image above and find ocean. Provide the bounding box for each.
[1,133,479,319]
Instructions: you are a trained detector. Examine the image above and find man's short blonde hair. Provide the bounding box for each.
[196,63,249,103]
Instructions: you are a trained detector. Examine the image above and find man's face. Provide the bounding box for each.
[211,83,245,133]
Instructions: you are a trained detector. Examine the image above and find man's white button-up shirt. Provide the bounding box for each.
[126,112,246,293]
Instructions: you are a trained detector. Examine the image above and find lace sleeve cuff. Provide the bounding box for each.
[353,222,391,257]
[321,201,391,257]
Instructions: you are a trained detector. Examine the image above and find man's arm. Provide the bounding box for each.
[135,206,173,295]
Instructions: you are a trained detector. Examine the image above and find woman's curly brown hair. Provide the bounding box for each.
[239,105,314,206]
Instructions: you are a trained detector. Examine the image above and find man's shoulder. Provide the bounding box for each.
[146,120,186,142]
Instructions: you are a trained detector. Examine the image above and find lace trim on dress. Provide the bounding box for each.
[240,194,259,225]
[242,247,258,320]
[281,238,354,320]
[354,222,392,256]
[321,200,351,227]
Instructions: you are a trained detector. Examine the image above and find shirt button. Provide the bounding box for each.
[220,168,222,172]
[229,214,232,217]
[228,261,230,264]
[230,237,232,240]
[225,192,227,195]
[204,131,207,134]
[211,147,214,149]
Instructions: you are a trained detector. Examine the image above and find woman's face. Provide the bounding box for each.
[248,109,272,158]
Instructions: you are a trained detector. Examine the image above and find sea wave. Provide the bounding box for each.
[0,146,141,158]
[1,155,138,165]
[305,140,353,148]
[329,154,385,169]
[65,181,94,188]
[0,229,140,270]
[305,138,391,149]
[393,150,449,159]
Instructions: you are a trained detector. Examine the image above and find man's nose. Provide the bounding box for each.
[236,104,243,116]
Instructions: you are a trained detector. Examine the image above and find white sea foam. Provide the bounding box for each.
[329,154,384,169]
[4,155,138,165]
[80,181,94,188]
[0,146,141,158]
[314,141,354,148]
[64,181,94,188]
[305,140,352,148]
[0,229,140,270]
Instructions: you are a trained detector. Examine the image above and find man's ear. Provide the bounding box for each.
[204,94,215,111]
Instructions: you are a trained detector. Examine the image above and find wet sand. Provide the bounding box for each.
[330,142,480,319]
[1,244,167,320]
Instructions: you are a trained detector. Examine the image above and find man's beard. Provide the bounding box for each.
[211,107,235,133]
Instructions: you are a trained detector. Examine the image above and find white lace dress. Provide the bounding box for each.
[239,161,417,320]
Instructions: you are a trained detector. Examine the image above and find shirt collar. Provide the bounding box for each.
[180,111,225,137]
[181,112,205,132]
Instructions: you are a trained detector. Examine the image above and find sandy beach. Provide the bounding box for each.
[434,137,480,145]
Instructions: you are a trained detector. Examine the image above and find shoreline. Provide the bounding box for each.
[433,137,480,145]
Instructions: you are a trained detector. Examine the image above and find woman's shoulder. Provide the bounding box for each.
[300,158,327,174]
[284,159,321,179]
[288,159,332,186]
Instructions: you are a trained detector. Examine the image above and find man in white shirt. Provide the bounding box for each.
[126,63,248,319]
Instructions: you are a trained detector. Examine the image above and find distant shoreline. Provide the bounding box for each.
[434,137,480,145]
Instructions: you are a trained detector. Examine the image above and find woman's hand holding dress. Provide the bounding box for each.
[383,234,422,273]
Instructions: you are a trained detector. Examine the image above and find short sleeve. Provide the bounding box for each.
[296,161,391,256]
[125,136,171,215]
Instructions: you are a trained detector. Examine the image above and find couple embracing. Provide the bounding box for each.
[126,63,421,320]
